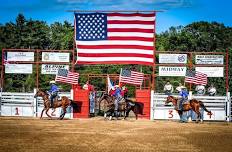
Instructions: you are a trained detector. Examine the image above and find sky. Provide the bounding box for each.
[0,0,232,33]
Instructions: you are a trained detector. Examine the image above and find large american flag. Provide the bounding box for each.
[55,69,79,85]
[75,13,155,65]
[119,69,144,86]
[185,70,207,85]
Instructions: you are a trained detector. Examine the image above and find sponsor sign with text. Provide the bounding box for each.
[5,64,33,74]
[195,67,224,77]
[7,52,34,61]
[159,54,187,63]
[41,64,69,75]
[42,52,70,62]
[159,66,186,76]
[195,55,224,64]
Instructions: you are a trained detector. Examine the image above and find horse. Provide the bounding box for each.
[34,90,77,120]
[98,92,144,120]
[165,96,212,122]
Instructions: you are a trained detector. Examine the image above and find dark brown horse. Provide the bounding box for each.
[165,96,212,122]
[34,90,77,120]
[98,93,144,120]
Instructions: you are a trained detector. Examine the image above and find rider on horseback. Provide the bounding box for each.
[112,85,122,117]
[176,86,188,111]
[48,80,59,108]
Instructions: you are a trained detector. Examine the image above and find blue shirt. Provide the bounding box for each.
[49,84,59,93]
[179,90,188,98]
[113,88,121,97]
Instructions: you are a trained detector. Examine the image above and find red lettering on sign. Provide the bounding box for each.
[15,107,19,115]
[207,112,213,119]
[168,110,173,118]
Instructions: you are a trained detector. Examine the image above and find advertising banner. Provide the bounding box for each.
[7,52,34,61]
[195,67,224,77]
[5,64,33,74]
[195,55,224,64]
[159,66,186,76]
[159,54,187,63]
[41,64,69,75]
[42,52,70,62]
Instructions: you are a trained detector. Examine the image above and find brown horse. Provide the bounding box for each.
[98,93,144,120]
[165,96,212,122]
[34,90,77,120]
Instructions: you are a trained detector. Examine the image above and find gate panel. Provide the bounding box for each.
[73,86,89,118]
[136,89,150,119]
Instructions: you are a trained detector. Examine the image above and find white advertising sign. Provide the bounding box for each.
[159,66,186,76]
[195,67,224,77]
[7,52,34,61]
[42,52,70,62]
[41,64,69,75]
[5,64,33,74]
[195,55,224,64]
[159,54,187,63]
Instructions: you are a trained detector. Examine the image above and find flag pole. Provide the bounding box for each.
[119,68,122,86]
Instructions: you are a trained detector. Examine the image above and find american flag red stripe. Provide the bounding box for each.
[55,69,79,85]
[185,70,207,85]
[75,13,155,65]
[119,69,144,86]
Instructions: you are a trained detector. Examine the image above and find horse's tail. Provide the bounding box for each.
[135,102,144,115]
[70,100,78,109]
[199,101,212,114]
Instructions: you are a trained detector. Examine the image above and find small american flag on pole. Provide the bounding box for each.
[119,69,144,86]
[55,69,79,85]
[185,70,207,85]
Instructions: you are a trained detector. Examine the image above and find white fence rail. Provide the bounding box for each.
[0,91,72,118]
[151,92,231,121]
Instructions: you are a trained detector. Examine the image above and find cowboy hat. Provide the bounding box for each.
[115,85,120,87]
[49,80,56,84]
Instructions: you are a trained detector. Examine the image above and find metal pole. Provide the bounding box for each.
[36,49,39,89]
[152,12,156,91]
[1,49,5,89]
[226,48,229,94]
[67,10,164,13]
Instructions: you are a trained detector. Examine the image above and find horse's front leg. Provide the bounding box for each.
[45,108,52,119]
[59,107,66,120]
[40,108,45,119]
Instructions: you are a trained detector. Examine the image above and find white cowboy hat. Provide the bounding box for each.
[49,80,56,84]
[176,87,181,92]
[115,85,120,88]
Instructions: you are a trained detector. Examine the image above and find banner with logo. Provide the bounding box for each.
[7,52,34,61]
[159,66,186,76]
[42,52,70,62]
[41,64,69,75]
[5,64,33,74]
[195,67,224,77]
[159,54,187,63]
[195,55,224,64]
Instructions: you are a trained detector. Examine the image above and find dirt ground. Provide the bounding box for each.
[0,117,231,152]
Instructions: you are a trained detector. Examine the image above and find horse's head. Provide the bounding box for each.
[165,96,177,105]
[34,90,46,98]
[98,92,115,104]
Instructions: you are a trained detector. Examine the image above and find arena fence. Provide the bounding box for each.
[0,90,231,122]
[0,90,72,119]
[150,91,231,121]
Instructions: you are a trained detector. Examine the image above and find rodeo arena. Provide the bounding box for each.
[0,11,231,152]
